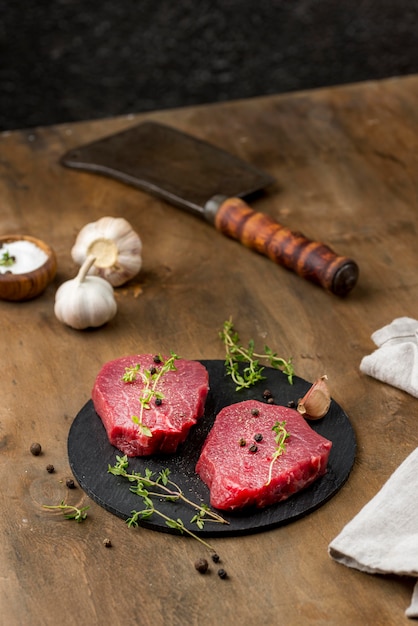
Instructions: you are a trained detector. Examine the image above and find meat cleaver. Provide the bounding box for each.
[60,121,358,296]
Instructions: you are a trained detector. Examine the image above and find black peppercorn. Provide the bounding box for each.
[263,389,272,399]
[267,397,275,404]
[249,443,258,453]
[66,478,75,489]
[211,553,220,563]
[251,408,259,416]
[239,438,246,447]
[153,355,161,364]
[287,400,296,408]
[46,464,55,473]
[103,538,112,548]
[217,568,227,579]
[30,442,42,456]
[254,433,263,442]
[155,398,162,406]
[150,366,157,375]
[194,558,209,574]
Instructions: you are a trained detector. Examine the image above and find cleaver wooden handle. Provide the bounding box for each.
[211,197,359,296]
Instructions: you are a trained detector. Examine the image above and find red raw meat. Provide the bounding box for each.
[196,399,332,511]
[92,354,209,456]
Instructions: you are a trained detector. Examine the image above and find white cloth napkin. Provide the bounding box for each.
[328,447,418,618]
[360,317,418,398]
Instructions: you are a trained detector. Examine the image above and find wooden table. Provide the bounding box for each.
[1,74,418,626]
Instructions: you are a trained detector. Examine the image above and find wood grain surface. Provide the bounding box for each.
[1,75,418,626]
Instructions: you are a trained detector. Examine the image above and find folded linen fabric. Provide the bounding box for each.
[328,447,418,618]
[360,317,418,398]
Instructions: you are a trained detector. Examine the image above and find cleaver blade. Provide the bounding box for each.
[60,121,358,296]
[60,121,274,216]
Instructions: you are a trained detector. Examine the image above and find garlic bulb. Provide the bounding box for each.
[54,256,117,329]
[71,216,142,287]
[297,375,331,420]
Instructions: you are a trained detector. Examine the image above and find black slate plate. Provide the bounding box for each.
[68,360,356,537]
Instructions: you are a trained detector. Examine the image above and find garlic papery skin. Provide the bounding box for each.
[54,256,117,330]
[71,216,142,287]
[297,375,331,420]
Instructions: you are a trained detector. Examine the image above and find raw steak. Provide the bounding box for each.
[92,354,209,456]
[196,399,332,511]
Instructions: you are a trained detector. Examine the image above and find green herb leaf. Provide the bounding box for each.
[0,251,16,267]
[122,353,180,437]
[121,364,141,382]
[109,455,229,553]
[265,420,290,486]
[42,501,89,522]
[220,318,294,389]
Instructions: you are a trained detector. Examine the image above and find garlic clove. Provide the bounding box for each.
[71,216,142,287]
[297,375,331,420]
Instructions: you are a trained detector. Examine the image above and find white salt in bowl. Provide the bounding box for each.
[0,235,57,301]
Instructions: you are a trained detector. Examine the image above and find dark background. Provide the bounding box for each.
[1,0,417,131]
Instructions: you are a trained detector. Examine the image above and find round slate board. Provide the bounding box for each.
[68,360,356,537]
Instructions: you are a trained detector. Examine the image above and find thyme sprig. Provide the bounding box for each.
[122,363,140,382]
[127,509,216,552]
[220,319,294,390]
[0,251,15,267]
[42,501,89,522]
[108,455,228,552]
[265,421,290,486]
[121,353,179,437]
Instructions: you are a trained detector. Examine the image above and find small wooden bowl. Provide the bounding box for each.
[0,235,57,301]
